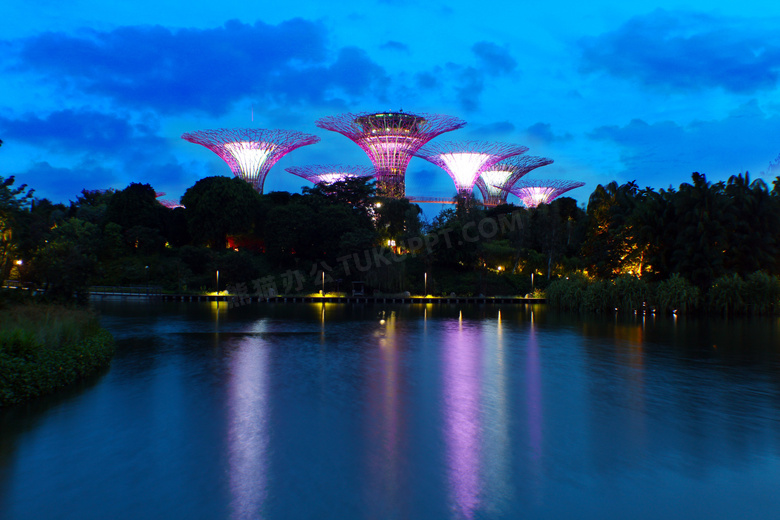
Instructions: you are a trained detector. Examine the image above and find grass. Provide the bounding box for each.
[0,304,114,407]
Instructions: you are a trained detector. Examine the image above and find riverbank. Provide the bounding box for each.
[0,304,115,407]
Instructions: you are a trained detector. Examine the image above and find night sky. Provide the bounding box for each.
[2,1,779,214]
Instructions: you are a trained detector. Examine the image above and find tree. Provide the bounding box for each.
[181,176,261,249]
[0,174,35,280]
[582,181,641,278]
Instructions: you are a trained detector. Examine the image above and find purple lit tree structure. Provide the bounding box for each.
[315,111,466,198]
[507,179,585,208]
[155,192,184,209]
[474,155,554,207]
[285,164,375,185]
[415,141,529,205]
[181,128,320,193]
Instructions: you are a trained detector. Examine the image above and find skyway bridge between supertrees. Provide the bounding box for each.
[315,111,466,199]
[181,128,320,193]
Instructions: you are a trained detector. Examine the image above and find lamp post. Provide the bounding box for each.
[322,271,325,297]
[145,265,149,296]
[216,270,219,308]
[424,272,427,296]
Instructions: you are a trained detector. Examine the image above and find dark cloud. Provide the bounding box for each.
[453,66,484,112]
[466,121,516,139]
[9,19,388,115]
[525,122,573,144]
[0,109,162,155]
[588,100,780,183]
[14,161,119,201]
[415,71,439,90]
[472,42,516,74]
[408,41,518,112]
[380,41,409,53]
[580,10,780,93]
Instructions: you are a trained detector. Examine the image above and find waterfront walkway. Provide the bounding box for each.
[88,287,545,305]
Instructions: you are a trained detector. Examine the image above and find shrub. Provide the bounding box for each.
[655,274,701,314]
[744,271,780,315]
[613,275,650,312]
[708,273,747,315]
[0,305,114,407]
[583,279,615,313]
[546,274,588,311]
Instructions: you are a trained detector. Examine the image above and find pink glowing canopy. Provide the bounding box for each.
[285,164,375,185]
[416,141,529,193]
[181,128,320,193]
[315,111,466,198]
[507,179,585,208]
[474,155,554,207]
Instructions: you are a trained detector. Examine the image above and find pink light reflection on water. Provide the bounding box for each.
[527,317,543,467]
[226,336,269,520]
[443,320,483,519]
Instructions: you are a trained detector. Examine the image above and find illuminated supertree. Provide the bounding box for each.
[474,155,554,207]
[285,164,375,185]
[415,141,529,204]
[507,179,585,208]
[315,111,466,198]
[155,192,184,209]
[181,128,320,193]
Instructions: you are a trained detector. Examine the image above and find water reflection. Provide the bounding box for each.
[444,319,482,518]
[526,313,543,481]
[480,312,512,513]
[364,310,408,517]
[226,334,269,520]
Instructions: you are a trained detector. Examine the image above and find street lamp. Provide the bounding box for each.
[424,272,428,296]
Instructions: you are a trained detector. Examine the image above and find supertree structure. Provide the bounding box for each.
[155,192,184,209]
[315,111,466,198]
[285,164,375,185]
[474,155,554,207]
[415,141,529,200]
[507,179,585,208]
[181,128,320,193]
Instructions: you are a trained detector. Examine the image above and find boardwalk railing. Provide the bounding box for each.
[89,286,164,298]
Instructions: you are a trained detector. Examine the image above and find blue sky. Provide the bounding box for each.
[2,0,780,214]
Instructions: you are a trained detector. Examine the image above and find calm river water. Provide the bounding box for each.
[2,301,780,519]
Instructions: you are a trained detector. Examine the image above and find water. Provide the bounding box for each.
[2,302,780,519]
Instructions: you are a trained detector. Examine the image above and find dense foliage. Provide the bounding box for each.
[0,304,115,407]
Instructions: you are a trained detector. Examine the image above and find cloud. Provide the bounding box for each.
[380,41,409,53]
[525,122,573,144]
[9,19,388,115]
[588,100,780,185]
[415,71,439,90]
[415,42,518,113]
[14,161,119,201]
[0,109,163,155]
[472,42,517,74]
[579,10,780,93]
[453,66,484,112]
[468,121,516,138]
